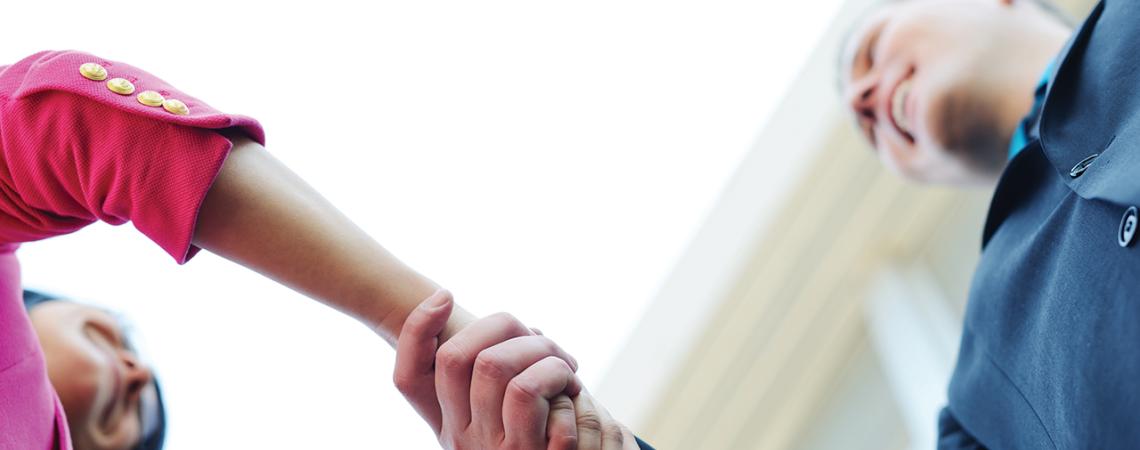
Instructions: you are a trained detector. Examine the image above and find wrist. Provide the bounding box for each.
[439,304,477,343]
[371,288,474,347]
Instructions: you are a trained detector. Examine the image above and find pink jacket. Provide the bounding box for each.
[0,50,264,450]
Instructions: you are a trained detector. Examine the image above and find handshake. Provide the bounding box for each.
[393,290,640,450]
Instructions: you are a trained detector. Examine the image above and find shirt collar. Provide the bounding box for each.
[1008,60,1057,159]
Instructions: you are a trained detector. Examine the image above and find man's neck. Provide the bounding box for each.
[980,19,1073,186]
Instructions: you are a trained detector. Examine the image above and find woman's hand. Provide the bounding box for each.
[395,290,582,449]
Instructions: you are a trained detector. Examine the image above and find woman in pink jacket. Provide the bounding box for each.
[0,50,637,450]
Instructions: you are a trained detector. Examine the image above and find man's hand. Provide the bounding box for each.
[569,392,639,450]
[395,290,583,449]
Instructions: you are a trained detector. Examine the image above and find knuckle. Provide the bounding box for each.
[505,377,541,404]
[542,355,573,374]
[605,424,626,443]
[435,342,469,374]
[472,349,511,380]
[550,395,575,412]
[392,371,418,394]
[489,312,527,334]
[576,410,603,433]
[535,336,559,354]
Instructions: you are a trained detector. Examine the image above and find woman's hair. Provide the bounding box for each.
[22,289,167,450]
[22,289,58,311]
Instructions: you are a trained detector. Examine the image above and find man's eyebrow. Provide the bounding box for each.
[855,22,887,70]
[837,7,892,86]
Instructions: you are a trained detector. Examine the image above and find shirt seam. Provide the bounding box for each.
[971,330,1060,449]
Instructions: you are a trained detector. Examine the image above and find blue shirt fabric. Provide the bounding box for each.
[939,1,1140,447]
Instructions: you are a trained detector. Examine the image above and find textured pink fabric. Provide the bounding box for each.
[0,50,266,449]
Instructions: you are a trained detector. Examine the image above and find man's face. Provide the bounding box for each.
[840,0,1024,184]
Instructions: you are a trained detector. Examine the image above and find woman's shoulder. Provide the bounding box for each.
[0,49,264,145]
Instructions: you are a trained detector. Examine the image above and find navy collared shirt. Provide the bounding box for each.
[940,1,1140,447]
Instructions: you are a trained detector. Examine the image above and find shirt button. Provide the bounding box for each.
[1070,153,1099,178]
[1119,206,1138,248]
[136,90,165,107]
[106,78,136,96]
[79,62,108,81]
[162,98,190,115]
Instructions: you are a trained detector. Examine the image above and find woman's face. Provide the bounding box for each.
[29,301,157,450]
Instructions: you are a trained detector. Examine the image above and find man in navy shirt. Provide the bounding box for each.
[842,0,1140,447]
[396,0,1128,447]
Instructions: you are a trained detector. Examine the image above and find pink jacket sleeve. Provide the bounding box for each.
[0,50,266,263]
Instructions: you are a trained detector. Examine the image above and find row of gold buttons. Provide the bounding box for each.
[78,62,189,115]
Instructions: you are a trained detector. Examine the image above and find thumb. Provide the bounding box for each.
[393,289,454,435]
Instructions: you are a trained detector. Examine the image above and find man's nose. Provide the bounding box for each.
[846,78,880,123]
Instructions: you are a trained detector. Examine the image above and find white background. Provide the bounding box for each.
[3,1,842,448]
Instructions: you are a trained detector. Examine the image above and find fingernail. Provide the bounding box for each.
[427,290,451,310]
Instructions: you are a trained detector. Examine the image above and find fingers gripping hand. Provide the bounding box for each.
[436,312,582,449]
[394,290,455,434]
[572,392,638,450]
[394,290,584,449]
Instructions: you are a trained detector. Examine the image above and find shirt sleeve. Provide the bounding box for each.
[0,50,265,263]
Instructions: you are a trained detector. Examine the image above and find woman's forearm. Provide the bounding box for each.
[192,130,474,345]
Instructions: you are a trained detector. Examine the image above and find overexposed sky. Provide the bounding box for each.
[5,1,843,448]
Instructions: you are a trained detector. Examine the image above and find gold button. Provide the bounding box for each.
[137,90,165,107]
[162,98,189,115]
[106,78,136,95]
[79,63,108,81]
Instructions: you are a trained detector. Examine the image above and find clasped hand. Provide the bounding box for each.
[394,290,636,450]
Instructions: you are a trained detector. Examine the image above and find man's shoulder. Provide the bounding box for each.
[1036,0,1140,208]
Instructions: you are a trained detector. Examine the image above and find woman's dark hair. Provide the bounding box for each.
[22,289,167,450]
[22,289,58,311]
